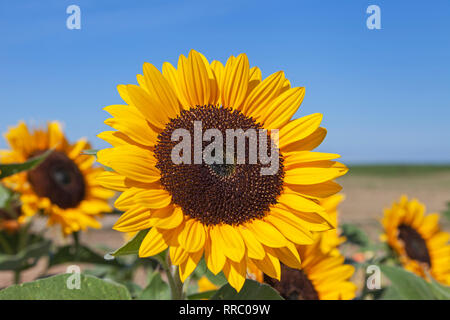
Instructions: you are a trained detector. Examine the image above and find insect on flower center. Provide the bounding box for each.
[27,150,86,209]
[398,224,431,266]
[154,105,285,226]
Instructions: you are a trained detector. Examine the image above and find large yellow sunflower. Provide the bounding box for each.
[381,195,450,285]
[263,240,356,300]
[0,122,114,235]
[97,49,347,292]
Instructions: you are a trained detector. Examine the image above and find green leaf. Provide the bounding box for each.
[211,279,283,300]
[428,277,450,300]
[0,238,51,271]
[341,223,370,248]
[187,290,217,300]
[0,149,52,179]
[110,229,149,257]
[49,244,121,267]
[0,273,131,300]
[193,258,227,287]
[0,184,13,208]
[380,265,435,300]
[137,271,170,300]
[81,149,99,156]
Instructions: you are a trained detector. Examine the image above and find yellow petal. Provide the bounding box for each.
[247,66,262,94]
[117,84,133,105]
[278,192,325,213]
[97,130,144,147]
[279,113,323,149]
[134,188,172,209]
[223,260,247,292]
[178,219,206,252]
[245,219,288,248]
[205,230,226,275]
[284,181,342,200]
[265,213,314,245]
[210,60,225,101]
[95,171,127,191]
[104,105,158,147]
[170,246,189,265]
[126,84,171,129]
[47,121,66,150]
[97,145,160,184]
[284,164,348,185]
[179,249,203,282]
[113,206,151,232]
[143,62,181,117]
[162,62,190,108]
[284,151,340,168]
[251,249,281,280]
[281,127,327,153]
[241,71,285,116]
[214,224,245,262]
[185,50,211,106]
[149,206,184,229]
[262,87,305,130]
[271,204,331,232]
[68,138,87,159]
[221,53,250,110]
[238,226,265,260]
[272,242,302,269]
[139,227,168,257]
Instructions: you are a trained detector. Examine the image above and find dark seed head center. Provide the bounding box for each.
[27,150,86,209]
[398,224,431,266]
[154,105,285,226]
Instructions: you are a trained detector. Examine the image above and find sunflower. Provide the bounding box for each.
[97,49,347,292]
[317,194,346,255]
[0,121,114,235]
[263,240,356,300]
[197,276,218,293]
[381,195,450,285]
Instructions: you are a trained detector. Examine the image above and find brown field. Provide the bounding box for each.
[1,167,450,289]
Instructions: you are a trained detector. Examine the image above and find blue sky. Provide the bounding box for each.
[1,0,449,164]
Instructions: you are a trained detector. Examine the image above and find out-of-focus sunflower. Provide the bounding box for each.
[264,240,356,300]
[317,194,346,255]
[381,196,450,285]
[97,49,347,291]
[0,122,114,235]
[197,276,218,293]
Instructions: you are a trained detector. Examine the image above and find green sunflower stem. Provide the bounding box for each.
[14,270,21,284]
[72,231,80,261]
[157,254,184,300]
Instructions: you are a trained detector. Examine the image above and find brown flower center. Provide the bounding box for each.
[154,105,284,226]
[27,150,86,209]
[398,224,431,266]
[264,264,319,300]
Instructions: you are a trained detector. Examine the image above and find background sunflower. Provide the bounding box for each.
[0,121,114,236]
[381,195,450,285]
